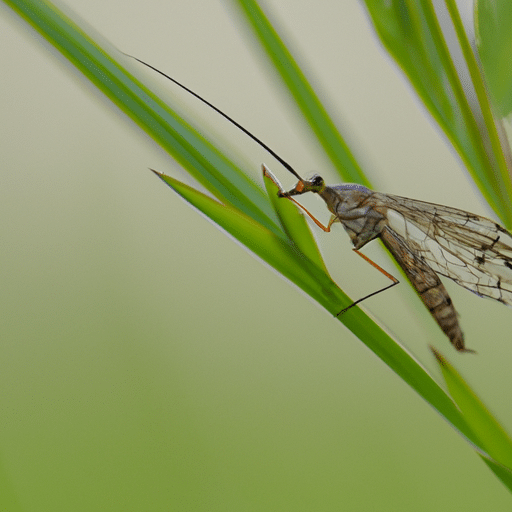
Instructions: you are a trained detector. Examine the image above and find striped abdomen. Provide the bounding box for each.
[380,227,470,352]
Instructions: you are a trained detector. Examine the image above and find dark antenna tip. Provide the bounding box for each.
[124,53,304,182]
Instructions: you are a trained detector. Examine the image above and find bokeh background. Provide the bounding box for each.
[1,0,512,510]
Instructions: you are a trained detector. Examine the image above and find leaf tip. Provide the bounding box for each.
[149,167,163,178]
[262,163,278,184]
[262,164,286,197]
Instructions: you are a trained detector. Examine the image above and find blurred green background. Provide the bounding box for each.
[1,0,511,510]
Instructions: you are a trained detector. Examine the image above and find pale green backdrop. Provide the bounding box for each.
[1,0,511,510]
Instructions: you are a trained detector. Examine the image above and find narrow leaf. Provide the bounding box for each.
[432,348,512,470]
[3,0,281,233]
[231,0,370,186]
[475,0,512,118]
[361,0,512,226]
[155,171,484,459]
[5,0,510,487]
[262,165,328,273]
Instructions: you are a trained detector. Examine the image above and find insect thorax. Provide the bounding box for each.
[319,184,387,250]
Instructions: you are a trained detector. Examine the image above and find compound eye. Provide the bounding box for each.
[311,175,324,186]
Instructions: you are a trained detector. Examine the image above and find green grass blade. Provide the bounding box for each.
[432,347,512,491]
[3,0,281,234]
[153,170,341,305]
[230,0,370,187]
[361,0,512,226]
[155,170,487,457]
[475,0,512,118]
[445,0,512,224]
[262,165,328,273]
[5,0,511,487]
[432,348,512,470]
[481,458,512,493]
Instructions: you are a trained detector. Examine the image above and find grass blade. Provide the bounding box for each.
[5,0,512,491]
[475,0,512,118]
[262,165,328,273]
[432,347,512,469]
[152,170,341,305]
[361,0,512,226]
[3,0,281,233]
[231,0,370,186]
[155,170,485,461]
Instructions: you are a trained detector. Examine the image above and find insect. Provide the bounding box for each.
[276,172,512,352]
[130,55,512,352]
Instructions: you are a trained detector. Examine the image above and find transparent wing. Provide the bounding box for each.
[373,193,512,305]
[379,227,468,351]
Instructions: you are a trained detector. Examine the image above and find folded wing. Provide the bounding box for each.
[375,193,512,305]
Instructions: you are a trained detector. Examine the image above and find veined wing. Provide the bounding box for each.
[379,226,467,351]
[372,193,512,305]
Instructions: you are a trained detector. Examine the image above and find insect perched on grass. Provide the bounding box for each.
[274,170,512,353]
[130,55,512,353]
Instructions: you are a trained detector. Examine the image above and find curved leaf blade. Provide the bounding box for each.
[3,0,281,233]
[262,165,328,273]
[361,0,512,226]
[432,347,512,471]
[475,0,512,118]
[231,0,370,187]
[5,0,512,490]
[155,171,484,462]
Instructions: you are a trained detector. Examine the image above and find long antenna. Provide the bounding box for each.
[124,53,304,181]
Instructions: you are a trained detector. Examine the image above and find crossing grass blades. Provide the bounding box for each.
[129,55,512,353]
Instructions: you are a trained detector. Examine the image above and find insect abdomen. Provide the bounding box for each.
[414,275,466,352]
[380,227,470,352]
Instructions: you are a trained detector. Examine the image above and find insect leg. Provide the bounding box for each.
[279,182,400,312]
[285,196,335,232]
[337,250,399,315]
